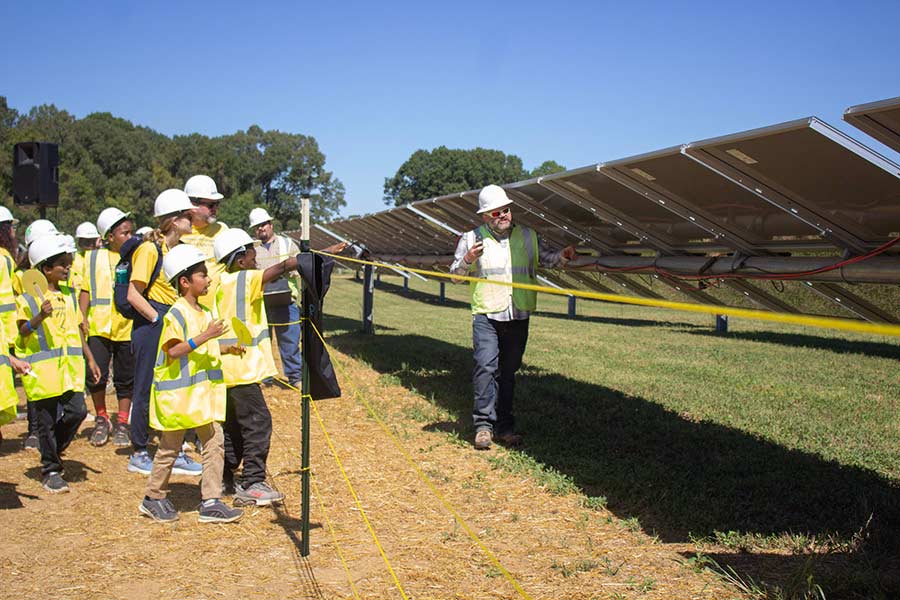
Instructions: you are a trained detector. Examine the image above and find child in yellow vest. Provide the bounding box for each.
[139,244,243,523]
[212,228,302,506]
[0,317,30,430]
[16,236,101,493]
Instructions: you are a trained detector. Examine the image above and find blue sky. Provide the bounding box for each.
[3,1,899,217]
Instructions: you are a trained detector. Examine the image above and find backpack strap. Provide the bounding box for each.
[146,243,163,292]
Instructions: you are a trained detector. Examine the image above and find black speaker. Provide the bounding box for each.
[12,142,59,206]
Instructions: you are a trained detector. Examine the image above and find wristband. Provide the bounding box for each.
[24,321,33,333]
[151,313,159,324]
[188,338,198,350]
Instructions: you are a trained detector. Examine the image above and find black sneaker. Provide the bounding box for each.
[90,416,111,446]
[139,497,179,522]
[198,499,243,523]
[42,472,69,493]
[112,422,131,447]
[24,433,39,451]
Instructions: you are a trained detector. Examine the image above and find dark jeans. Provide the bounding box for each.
[472,314,529,434]
[223,383,273,487]
[86,336,135,397]
[130,300,169,452]
[267,302,302,383]
[33,391,87,476]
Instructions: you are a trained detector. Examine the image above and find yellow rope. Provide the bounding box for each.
[306,320,535,600]
[275,377,411,599]
[314,250,900,338]
[311,473,363,599]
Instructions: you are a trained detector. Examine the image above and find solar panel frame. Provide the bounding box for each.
[844,96,900,154]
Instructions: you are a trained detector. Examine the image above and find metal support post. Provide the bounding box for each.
[375,271,381,286]
[439,281,446,303]
[568,295,576,318]
[362,264,375,334]
[715,314,728,335]
[299,199,311,557]
[355,269,360,281]
[403,276,409,293]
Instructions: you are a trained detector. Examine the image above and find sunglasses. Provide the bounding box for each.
[191,199,220,208]
[489,207,511,218]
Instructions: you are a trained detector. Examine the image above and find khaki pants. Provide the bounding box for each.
[145,422,224,501]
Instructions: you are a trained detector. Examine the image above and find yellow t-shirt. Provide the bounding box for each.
[80,249,132,342]
[182,222,227,306]
[131,240,177,306]
[69,251,85,291]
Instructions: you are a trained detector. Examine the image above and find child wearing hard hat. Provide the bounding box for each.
[0,206,29,442]
[72,222,101,292]
[79,208,134,447]
[16,235,101,493]
[212,228,305,506]
[138,243,243,523]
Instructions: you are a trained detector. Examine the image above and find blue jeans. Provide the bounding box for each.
[472,315,529,434]
[130,300,169,452]
[267,302,302,383]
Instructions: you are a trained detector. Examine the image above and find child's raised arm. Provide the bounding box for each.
[162,318,226,361]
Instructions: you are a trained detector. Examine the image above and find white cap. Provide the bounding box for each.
[153,189,194,218]
[97,207,130,237]
[75,222,101,239]
[214,228,258,263]
[24,219,60,247]
[248,207,273,228]
[29,234,70,267]
[476,184,513,214]
[163,244,209,284]
[184,175,224,201]
[0,206,18,225]
[135,226,153,237]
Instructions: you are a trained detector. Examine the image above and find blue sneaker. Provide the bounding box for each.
[172,451,202,476]
[128,450,153,475]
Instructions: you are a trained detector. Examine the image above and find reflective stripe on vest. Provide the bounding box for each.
[155,307,223,392]
[88,250,111,306]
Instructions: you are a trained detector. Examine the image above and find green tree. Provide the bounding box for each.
[529,160,566,178]
[383,146,529,207]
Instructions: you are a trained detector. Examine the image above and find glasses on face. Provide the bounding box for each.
[191,199,220,209]
[489,207,511,219]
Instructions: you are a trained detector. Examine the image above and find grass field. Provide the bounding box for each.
[324,270,900,598]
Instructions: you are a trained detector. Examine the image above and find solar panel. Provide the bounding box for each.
[845,96,900,154]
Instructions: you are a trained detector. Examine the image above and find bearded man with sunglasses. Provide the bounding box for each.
[450,184,576,451]
[183,175,229,305]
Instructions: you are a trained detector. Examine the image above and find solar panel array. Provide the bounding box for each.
[305,99,900,325]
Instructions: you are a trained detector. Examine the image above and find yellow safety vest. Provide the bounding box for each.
[182,222,228,306]
[0,325,17,426]
[468,224,538,314]
[0,248,17,346]
[69,251,85,291]
[215,270,277,386]
[83,248,132,341]
[15,286,85,401]
[150,299,226,431]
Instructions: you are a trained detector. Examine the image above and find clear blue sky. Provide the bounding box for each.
[3,1,899,217]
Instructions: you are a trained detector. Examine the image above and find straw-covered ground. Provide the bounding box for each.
[1,351,739,599]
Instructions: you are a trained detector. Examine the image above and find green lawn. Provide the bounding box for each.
[322,271,900,597]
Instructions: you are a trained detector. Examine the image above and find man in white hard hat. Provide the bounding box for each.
[450,184,576,450]
[182,175,229,305]
[249,207,303,386]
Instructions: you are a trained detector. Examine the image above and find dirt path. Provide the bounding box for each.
[0,347,740,599]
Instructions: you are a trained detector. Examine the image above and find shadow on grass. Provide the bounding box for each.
[326,328,900,595]
[0,481,39,509]
[685,328,900,360]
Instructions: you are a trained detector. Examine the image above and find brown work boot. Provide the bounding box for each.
[494,431,524,447]
[474,429,492,450]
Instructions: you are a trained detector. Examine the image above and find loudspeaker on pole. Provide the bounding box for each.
[12,142,59,207]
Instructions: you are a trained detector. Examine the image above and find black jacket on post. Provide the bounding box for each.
[297,252,341,400]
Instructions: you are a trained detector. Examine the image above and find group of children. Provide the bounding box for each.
[1,176,314,524]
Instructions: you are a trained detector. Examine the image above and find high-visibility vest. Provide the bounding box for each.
[182,222,228,306]
[69,251,85,291]
[215,270,277,386]
[150,299,226,431]
[466,224,538,314]
[84,248,132,340]
[0,325,16,426]
[15,287,85,401]
[0,248,16,345]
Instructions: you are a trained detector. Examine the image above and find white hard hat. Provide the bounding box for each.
[477,184,513,214]
[97,207,131,237]
[135,226,153,237]
[214,228,258,263]
[163,244,209,284]
[184,175,224,201]
[24,219,60,247]
[248,207,273,228]
[61,234,77,253]
[29,234,70,267]
[153,189,194,218]
[0,206,18,225]
[75,222,101,239]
